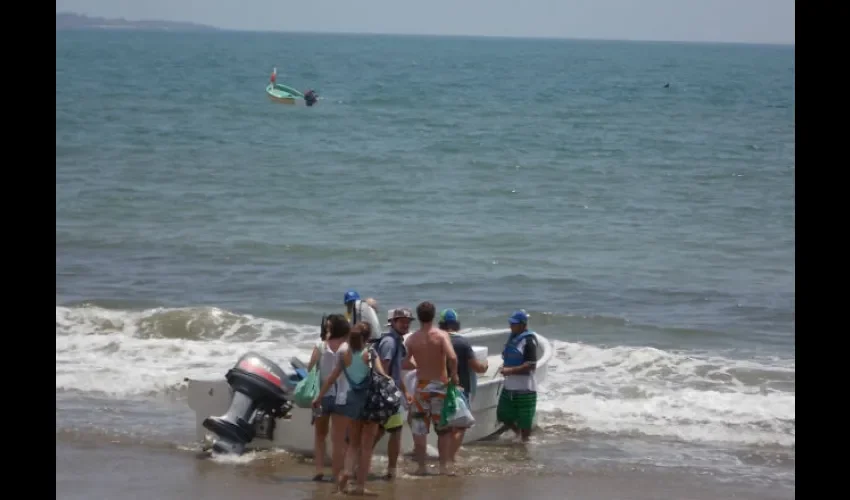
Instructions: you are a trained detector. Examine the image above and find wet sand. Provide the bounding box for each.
[56,439,793,500]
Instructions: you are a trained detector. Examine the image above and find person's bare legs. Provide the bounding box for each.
[386,429,401,476]
[330,414,350,487]
[354,422,380,495]
[450,428,466,463]
[412,432,428,475]
[428,398,455,476]
[339,421,361,493]
[437,428,455,475]
[371,427,385,451]
[313,414,330,479]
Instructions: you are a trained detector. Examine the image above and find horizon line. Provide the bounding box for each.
[56,12,796,47]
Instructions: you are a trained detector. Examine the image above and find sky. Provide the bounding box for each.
[56,0,795,45]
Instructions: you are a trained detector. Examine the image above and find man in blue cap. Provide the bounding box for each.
[439,308,489,465]
[439,308,489,404]
[496,310,538,442]
[343,289,381,341]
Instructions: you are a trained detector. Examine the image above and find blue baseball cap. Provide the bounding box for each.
[343,290,360,304]
[509,310,529,324]
[439,308,459,323]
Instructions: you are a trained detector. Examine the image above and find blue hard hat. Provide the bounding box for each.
[509,310,529,324]
[344,290,360,304]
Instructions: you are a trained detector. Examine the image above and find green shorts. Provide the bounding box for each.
[496,390,537,431]
[383,409,405,431]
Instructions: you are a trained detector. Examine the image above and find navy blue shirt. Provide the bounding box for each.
[449,333,475,395]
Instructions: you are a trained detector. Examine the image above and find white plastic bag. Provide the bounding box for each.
[447,391,475,428]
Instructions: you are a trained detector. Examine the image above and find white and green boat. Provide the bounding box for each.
[266,83,318,106]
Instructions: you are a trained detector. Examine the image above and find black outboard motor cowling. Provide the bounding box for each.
[202,352,293,455]
[304,89,318,107]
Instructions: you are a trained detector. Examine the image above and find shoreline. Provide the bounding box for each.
[56,437,793,500]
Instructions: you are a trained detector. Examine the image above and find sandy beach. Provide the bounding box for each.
[57,433,793,500]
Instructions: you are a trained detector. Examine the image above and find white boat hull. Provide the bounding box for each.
[186,330,552,457]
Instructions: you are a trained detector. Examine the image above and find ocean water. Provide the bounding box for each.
[56,29,795,497]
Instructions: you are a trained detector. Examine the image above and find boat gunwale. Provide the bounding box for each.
[266,82,304,99]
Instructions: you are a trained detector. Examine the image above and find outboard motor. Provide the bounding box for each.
[202,352,294,455]
[304,89,318,107]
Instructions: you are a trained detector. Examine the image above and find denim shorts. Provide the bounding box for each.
[337,388,368,420]
[319,394,337,416]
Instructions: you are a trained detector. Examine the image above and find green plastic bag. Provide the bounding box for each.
[293,365,320,408]
[439,382,460,428]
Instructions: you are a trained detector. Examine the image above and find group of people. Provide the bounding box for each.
[305,289,539,495]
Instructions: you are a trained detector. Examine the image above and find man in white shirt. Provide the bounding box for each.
[343,289,382,339]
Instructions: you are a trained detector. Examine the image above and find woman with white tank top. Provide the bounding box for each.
[306,314,351,481]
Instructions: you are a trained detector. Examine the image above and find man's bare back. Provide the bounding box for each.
[407,325,456,382]
[406,301,460,475]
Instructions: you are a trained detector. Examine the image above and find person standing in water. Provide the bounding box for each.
[371,307,415,479]
[404,301,459,475]
[439,308,488,464]
[343,289,382,341]
[313,322,390,495]
[305,314,350,481]
[496,310,539,443]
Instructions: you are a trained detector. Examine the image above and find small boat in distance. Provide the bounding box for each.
[266,67,318,106]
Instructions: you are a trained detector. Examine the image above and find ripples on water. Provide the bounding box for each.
[56,30,794,491]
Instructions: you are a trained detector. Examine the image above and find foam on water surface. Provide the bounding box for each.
[56,305,794,451]
[538,340,794,448]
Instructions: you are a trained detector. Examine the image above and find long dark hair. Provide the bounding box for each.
[325,314,349,340]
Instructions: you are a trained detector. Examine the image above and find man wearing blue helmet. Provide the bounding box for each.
[496,310,538,442]
[343,289,381,341]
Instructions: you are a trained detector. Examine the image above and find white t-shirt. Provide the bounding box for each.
[316,340,344,397]
[332,343,351,405]
[348,299,382,339]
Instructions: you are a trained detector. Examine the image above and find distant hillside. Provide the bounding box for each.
[56,12,220,32]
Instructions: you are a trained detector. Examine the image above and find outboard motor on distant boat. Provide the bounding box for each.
[304,89,318,107]
[202,352,294,455]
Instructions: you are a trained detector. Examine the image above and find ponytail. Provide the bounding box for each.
[348,322,369,351]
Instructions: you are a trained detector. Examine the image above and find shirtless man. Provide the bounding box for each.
[403,301,459,475]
